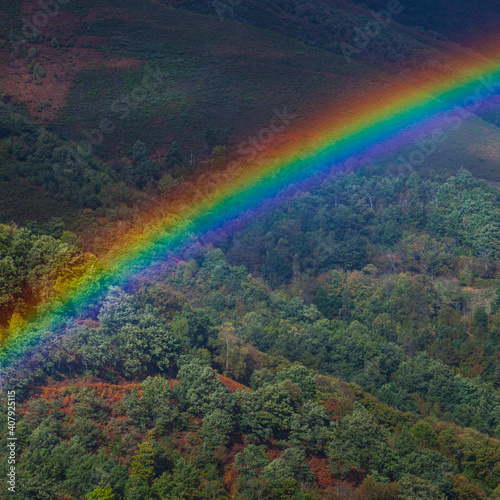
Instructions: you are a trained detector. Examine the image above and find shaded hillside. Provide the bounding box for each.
[173,0,500,53]
[0,103,142,225]
[1,0,500,203]
[361,0,500,47]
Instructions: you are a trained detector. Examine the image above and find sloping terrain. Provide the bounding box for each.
[1,0,500,201]
[0,2,500,499]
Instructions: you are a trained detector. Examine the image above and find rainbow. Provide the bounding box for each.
[2,44,500,368]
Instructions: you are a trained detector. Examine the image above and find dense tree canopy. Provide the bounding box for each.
[1,164,499,498]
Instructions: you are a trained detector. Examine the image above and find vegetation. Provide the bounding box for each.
[1,165,500,498]
[0,0,500,498]
[0,103,141,223]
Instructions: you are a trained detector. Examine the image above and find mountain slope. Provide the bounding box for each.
[1,0,500,199]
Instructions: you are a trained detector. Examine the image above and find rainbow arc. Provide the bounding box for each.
[2,44,500,366]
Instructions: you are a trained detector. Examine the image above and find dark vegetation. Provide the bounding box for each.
[0,103,140,222]
[0,0,500,498]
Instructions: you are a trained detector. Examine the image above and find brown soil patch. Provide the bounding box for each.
[218,374,250,393]
[0,45,141,120]
[0,1,143,121]
[468,143,500,163]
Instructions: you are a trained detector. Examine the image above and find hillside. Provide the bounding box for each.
[3,367,499,499]
[0,102,144,225]
[1,0,500,211]
[1,236,500,497]
[1,1,500,499]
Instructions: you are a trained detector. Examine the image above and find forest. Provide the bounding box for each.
[1,164,499,499]
[1,0,500,499]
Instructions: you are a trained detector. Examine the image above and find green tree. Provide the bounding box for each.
[130,441,156,483]
[87,485,115,500]
[276,365,316,400]
[158,173,175,195]
[328,406,397,480]
[165,141,183,169]
[235,444,269,477]
[200,409,234,448]
[398,474,445,499]
[175,359,235,416]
